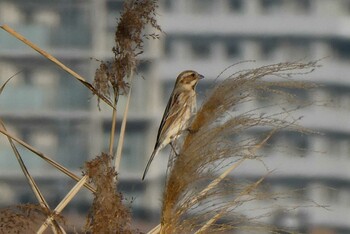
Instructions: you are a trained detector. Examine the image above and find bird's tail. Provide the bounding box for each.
[142,147,160,180]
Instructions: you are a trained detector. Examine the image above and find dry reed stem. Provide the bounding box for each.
[37,175,88,234]
[0,127,96,193]
[186,129,274,214]
[160,131,274,233]
[150,158,245,234]
[0,71,22,95]
[109,99,118,155]
[195,176,266,234]
[0,24,113,108]
[0,120,64,234]
[148,225,161,234]
[115,71,134,171]
[182,157,245,213]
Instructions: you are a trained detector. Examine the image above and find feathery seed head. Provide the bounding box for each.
[161,60,321,233]
[93,0,161,108]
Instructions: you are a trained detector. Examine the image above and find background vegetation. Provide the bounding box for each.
[0,0,324,233]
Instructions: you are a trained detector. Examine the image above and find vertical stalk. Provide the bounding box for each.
[114,70,134,171]
[109,97,118,156]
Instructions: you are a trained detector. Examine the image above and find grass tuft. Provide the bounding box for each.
[93,0,161,107]
[160,60,320,233]
[84,153,133,233]
[0,204,64,233]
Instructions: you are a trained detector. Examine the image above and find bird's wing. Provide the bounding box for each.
[155,91,190,145]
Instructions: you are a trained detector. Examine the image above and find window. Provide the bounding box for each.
[163,0,173,11]
[260,39,278,60]
[267,131,309,156]
[260,39,311,60]
[103,123,147,173]
[326,85,350,110]
[0,131,21,171]
[260,0,284,13]
[228,0,244,12]
[226,41,242,59]
[279,40,311,60]
[289,132,309,155]
[163,38,173,57]
[295,0,311,12]
[191,0,214,14]
[330,39,350,60]
[190,39,211,59]
[261,0,310,14]
[107,1,123,29]
[272,209,308,229]
[285,0,311,14]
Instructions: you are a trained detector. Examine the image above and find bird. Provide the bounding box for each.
[142,70,204,180]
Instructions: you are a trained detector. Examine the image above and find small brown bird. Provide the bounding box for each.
[142,70,204,180]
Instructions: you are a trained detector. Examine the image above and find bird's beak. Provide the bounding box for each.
[198,74,204,79]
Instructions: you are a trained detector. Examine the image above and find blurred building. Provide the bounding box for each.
[0,0,349,233]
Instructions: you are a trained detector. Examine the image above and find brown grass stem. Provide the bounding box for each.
[148,225,161,234]
[109,99,118,156]
[0,71,22,95]
[0,127,96,193]
[0,24,113,108]
[195,129,274,226]
[195,176,266,234]
[152,158,246,234]
[0,120,64,234]
[151,128,271,234]
[184,157,245,212]
[115,70,134,171]
[37,175,88,233]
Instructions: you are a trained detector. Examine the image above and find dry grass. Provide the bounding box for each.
[84,153,133,233]
[160,61,320,233]
[0,0,324,233]
[0,25,113,109]
[0,204,64,233]
[0,120,64,233]
[93,0,161,106]
[0,0,161,233]
[92,0,161,168]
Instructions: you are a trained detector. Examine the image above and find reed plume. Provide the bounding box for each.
[160,61,320,233]
[93,0,161,107]
[92,0,161,166]
[84,153,133,233]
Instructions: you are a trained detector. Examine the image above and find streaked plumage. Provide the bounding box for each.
[142,70,204,180]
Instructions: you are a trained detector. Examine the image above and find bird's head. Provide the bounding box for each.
[175,70,204,90]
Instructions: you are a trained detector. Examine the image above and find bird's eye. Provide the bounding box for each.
[191,73,195,77]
